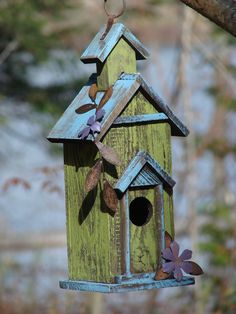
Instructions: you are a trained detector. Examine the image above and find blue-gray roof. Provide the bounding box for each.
[114,151,176,194]
[80,23,149,64]
[47,73,189,143]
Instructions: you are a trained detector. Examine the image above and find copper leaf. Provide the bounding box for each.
[154,268,171,281]
[165,231,173,248]
[97,86,113,110]
[96,141,122,166]
[89,83,98,102]
[100,16,115,40]
[187,261,204,276]
[85,159,102,193]
[75,104,96,114]
[103,179,118,213]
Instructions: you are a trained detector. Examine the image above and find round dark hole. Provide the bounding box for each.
[129,197,153,227]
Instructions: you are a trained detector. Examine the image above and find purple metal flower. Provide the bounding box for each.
[162,241,193,281]
[79,109,105,140]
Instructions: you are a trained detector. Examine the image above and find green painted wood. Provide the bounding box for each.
[96,38,137,91]
[64,142,119,282]
[103,91,174,275]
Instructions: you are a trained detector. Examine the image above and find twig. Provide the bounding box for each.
[0,40,19,65]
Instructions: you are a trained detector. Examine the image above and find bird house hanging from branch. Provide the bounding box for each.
[48,0,203,293]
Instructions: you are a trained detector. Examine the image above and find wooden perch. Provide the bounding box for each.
[179,0,236,37]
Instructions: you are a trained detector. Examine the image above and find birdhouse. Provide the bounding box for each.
[48,22,201,293]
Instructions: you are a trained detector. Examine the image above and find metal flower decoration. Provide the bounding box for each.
[162,240,203,282]
[79,109,105,140]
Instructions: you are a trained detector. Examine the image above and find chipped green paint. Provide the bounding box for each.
[96,38,137,91]
[64,142,119,282]
[63,31,174,283]
[104,91,174,274]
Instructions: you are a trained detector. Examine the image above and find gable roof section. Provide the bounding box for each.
[80,23,149,64]
[47,73,189,143]
[114,151,176,194]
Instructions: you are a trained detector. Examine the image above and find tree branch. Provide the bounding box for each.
[0,40,18,65]
[179,0,236,37]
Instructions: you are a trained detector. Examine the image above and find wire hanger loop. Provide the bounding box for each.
[104,0,126,18]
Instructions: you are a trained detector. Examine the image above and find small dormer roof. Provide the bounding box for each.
[47,73,189,143]
[80,23,149,64]
[114,151,176,194]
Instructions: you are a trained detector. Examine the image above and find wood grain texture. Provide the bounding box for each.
[80,23,149,64]
[103,91,174,275]
[114,151,175,193]
[64,142,119,282]
[179,0,236,37]
[113,113,168,126]
[59,276,195,293]
[96,38,137,91]
[48,73,188,143]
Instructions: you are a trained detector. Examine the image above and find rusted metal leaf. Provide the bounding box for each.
[187,261,204,276]
[165,231,173,248]
[103,179,118,213]
[97,86,113,110]
[75,104,96,114]
[154,268,171,281]
[96,141,122,166]
[85,159,102,193]
[2,177,31,192]
[89,83,98,102]
[100,16,115,40]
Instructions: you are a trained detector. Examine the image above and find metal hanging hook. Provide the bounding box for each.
[104,0,126,19]
[100,0,126,40]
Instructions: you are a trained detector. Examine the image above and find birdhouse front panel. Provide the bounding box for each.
[103,89,174,235]
[97,38,137,91]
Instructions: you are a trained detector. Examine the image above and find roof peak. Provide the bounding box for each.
[114,151,175,194]
[47,72,189,143]
[80,23,149,64]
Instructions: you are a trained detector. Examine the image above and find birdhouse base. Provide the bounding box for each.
[59,276,195,293]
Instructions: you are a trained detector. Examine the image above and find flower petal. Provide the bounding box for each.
[163,261,175,273]
[170,241,180,260]
[179,249,192,261]
[91,121,101,133]
[181,261,193,274]
[96,109,105,121]
[174,266,183,281]
[79,126,90,139]
[162,248,175,261]
[87,115,95,126]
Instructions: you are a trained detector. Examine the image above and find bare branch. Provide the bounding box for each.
[0,40,19,65]
[179,0,236,37]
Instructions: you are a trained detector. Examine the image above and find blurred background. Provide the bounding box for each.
[0,0,235,313]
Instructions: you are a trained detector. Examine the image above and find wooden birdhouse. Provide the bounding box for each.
[48,22,202,293]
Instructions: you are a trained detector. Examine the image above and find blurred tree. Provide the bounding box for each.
[199,203,236,314]
[0,0,86,115]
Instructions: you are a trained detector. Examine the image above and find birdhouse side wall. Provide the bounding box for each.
[63,142,120,283]
[103,92,174,274]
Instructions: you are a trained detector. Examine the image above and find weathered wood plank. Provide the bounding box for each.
[97,38,136,91]
[130,166,162,188]
[48,73,189,143]
[80,23,149,64]
[114,151,175,194]
[64,142,119,282]
[120,193,131,276]
[113,113,168,126]
[103,91,174,274]
[59,277,195,293]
